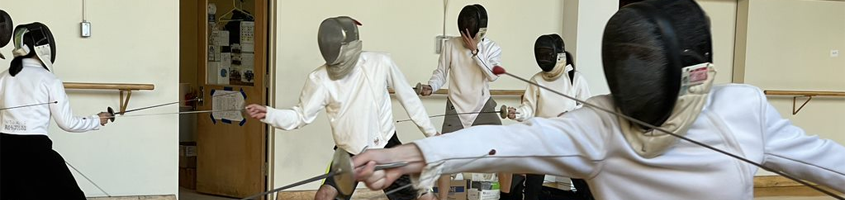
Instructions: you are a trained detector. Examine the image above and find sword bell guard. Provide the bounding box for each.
[500,105,508,119]
[107,107,116,122]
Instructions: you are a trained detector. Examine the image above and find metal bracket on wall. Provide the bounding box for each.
[764,90,845,115]
[791,96,813,115]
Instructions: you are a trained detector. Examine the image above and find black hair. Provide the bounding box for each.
[601,0,711,127]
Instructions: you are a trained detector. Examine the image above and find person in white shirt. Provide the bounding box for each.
[349,1,845,199]
[416,4,517,200]
[504,34,593,200]
[244,16,437,200]
[1,22,111,200]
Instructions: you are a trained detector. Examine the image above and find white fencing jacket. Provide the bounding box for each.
[514,65,591,122]
[262,52,437,155]
[0,58,101,135]
[412,84,845,199]
[428,37,501,128]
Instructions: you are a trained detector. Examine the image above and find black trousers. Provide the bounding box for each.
[1,133,86,200]
[522,174,595,200]
[324,133,417,200]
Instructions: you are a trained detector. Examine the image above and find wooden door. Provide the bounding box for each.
[195,0,268,198]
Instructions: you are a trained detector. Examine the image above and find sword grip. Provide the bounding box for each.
[414,83,423,95]
[374,162,408,170]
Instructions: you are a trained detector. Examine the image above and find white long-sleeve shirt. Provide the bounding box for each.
[514,65,591,122]
[428,37,501,128]
[413,84,845,200]
[262,52,437,155]
[0,58,101,135]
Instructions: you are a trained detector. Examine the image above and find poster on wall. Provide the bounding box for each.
[240,21,255,53]
[210,89,246,126]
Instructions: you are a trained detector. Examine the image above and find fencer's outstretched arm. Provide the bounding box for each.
[48,80,101,132]
[513,77,540,122]
[261,73,328,130]
[408,106,607,188]
[759,95,845,193]
[471,39,502,82]
[427,41,451,92]
[385,56,438,137]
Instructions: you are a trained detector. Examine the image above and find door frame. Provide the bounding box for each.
[192,0,275,198]
[265,0,278,199]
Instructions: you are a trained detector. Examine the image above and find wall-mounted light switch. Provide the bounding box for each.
[80,21,92,38]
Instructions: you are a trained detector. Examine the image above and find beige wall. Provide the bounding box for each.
[273,0,567,191]
[737,0,845,174]
[698,0,737,84]
[0,0,179,197]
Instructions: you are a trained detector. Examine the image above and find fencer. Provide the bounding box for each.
[350,0,845,199]
[415,4,520,199]
[504,34,594,200]
[0,21,112,200]
[244,16,437,200]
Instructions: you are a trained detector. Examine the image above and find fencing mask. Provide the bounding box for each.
[601,0,714,158]
[458,5,486,41]
[0,10,12,60]
[535,34,575,82]
[318,16,362,80]
[9,22,56,76]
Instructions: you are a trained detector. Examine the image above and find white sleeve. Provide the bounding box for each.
[411,107,609,189]
[573,73,592,109]
[47,80,101,133]
[760,92,845,193]
[471,40,501,82]
[514,79,539,122]
[260,74,327,130]
[386,57,438,137]
[427,41,450,92]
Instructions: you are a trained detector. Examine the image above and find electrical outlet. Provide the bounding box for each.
[435,35,449,54]
[831,50,839,57]
[80,21,92,38]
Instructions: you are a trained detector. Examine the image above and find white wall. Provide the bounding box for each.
[274,0,566,191]
[698,0,737,84]
[571,0,618,95]
[742,0,845,141]
[0,0,179,197]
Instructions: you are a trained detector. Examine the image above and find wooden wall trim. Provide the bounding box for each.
[753,175,841,197]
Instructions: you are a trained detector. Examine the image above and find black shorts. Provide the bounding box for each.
[442,97,503,133]
[1,133,87,200]
[323,133,417,200]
